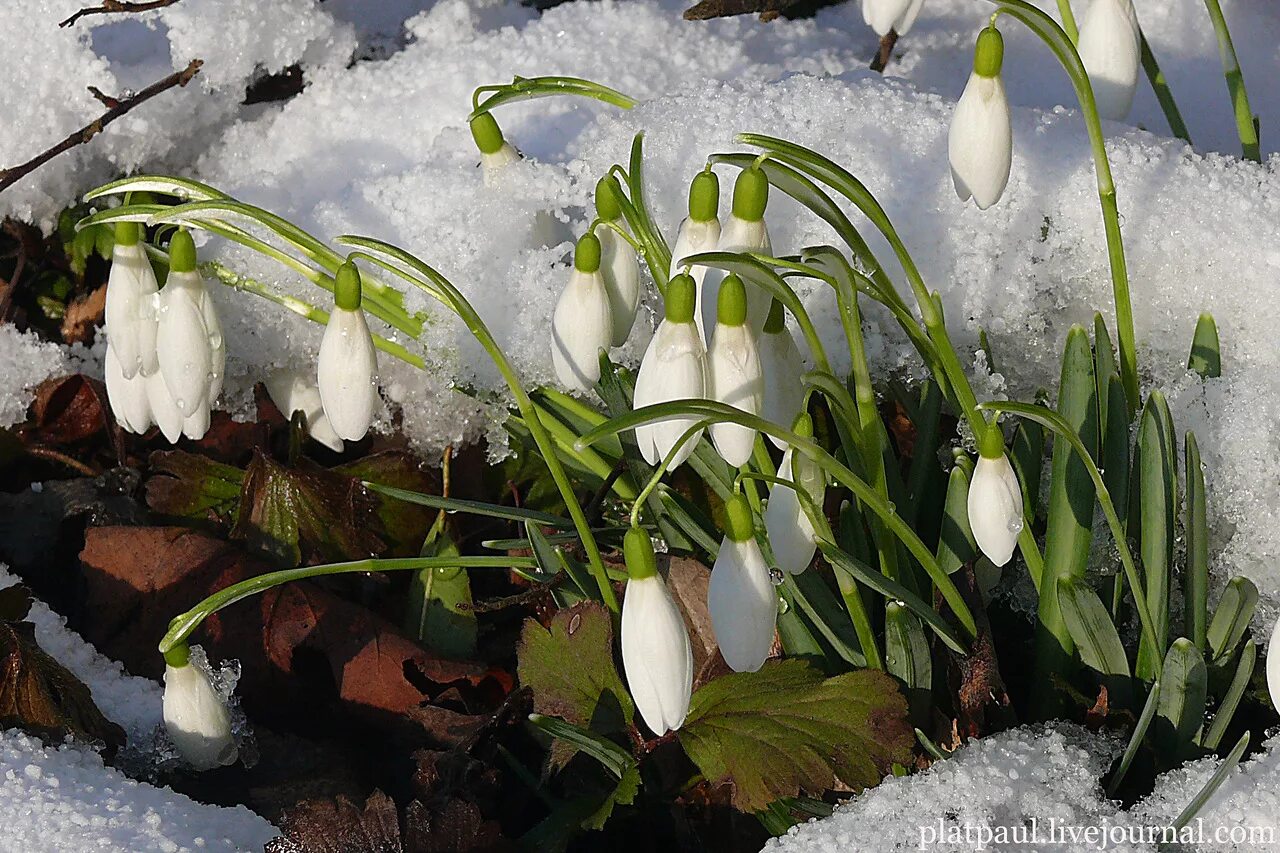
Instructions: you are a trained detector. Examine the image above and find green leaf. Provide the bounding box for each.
[935,464,977,576]
[1155,638,1208,767]
[145,449,245,525]
[884,601,932,726]
[1203,640,1255,750]
[1207,576,1259,664]
[677,660,913,811]
[1136,392,1177,680]
[403,525,476,659]
[1184,432,1209,651]
[1187,313,1221,378]
[1106,680,1160,797]
[1171,732,1249,832]
[335,451,438,556]
[1057,577,1130,679]
[525,714,640,834]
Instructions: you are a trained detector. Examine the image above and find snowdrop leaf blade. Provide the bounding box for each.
[1202,640,1255,750]
[1136,393,1176,680]
[1170,731,1250,832]
[1206,576,1259,664]
[1056,577,1130,679]
[936,464,978,575]
[1184,432,1209,651]
[1154,638,1208,767]
[884,602,932,725]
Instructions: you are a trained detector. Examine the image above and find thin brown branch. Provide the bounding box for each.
[0,59,202,196]
[24,445,100,477]
[870,30,900,73]
[683,0,792,20]
[59,0,180,28]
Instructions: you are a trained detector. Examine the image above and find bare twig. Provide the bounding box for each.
[0,59,202,196]
[59,0,180,28]
[683,0,793,19]
[25,445,100,477]
[870,30,900,73]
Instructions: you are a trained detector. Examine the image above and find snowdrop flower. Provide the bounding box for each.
[162,644,237,771]
[1269,618,1280,714]
[967,422,1024,567]
[949,25,1012,210]
[104,221,159,380]
[146,369,184,444]
[104,341,152,434]
[703,167,772,333]
[862,0,926,37]
[1076,0,1142,121]
[551,232,612,392]
[759,299,805,450]
[620,527,693,735]
[594,176,641,347]
[765,416,824,575]
[470,113,520,182]
[265,369,344,452]
[669,169,721,343]
[707,274,763,468]
[156,230,219,420]
[634,273,707,471]
[317,261,378,441]
[708,493,777,672]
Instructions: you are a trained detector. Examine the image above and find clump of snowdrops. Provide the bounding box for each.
[82,2,1277,836]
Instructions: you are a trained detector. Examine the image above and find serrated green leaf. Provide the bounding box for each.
[677,660,913,811]
[145,449,245,525]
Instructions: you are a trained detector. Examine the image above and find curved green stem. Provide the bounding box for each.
[1055,0,1078,41]
[158,555,536,654]
[469,76,638,118]
[1202,0,1260,162]
[1140,34,1193,145]
[629,420,715,529]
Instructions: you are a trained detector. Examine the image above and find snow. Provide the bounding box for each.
[0,326,76,428]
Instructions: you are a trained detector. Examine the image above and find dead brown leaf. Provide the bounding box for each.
[60,284,105,344]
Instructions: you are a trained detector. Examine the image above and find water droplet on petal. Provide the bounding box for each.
[769,567,785,586]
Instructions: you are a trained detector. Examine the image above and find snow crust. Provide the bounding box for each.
[0,326,75,428]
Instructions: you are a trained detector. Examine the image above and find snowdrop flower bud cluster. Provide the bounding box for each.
[764,414,824,575]
[104,226,223,442]
[949,24,1012,210]
[551,232,612,392]
[317,261,378,441]
[759,299,805,449]
[705,167,772,332]
[707,274,764,467]
[634,274,707,471]
[620,527,693,735]
[470,112,520,181]
[162,643,238,771]
[862,0,926,37]
[967,421,1024,567]
[265,369,344,452]
[594,176,641,346]
[1076,0,1142,121]
[669,169,721,343]
[709,493,778,672]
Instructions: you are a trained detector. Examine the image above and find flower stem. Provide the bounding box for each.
[1139,33,1192,145]
[1201,0,1260,162]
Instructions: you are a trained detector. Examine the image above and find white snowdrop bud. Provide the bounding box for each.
[146,369,184,444]
[551,233,613,392]
[1077,0,1142,121]
[634,274,707,472]
[265,369,344,452]
[1268,618,1280,715]
[317,262,379,442]
[703,167,772,333]
[470,113,520,183]
[162,645,238,771]
[182,399,211,442]
[949,25,1012,210]
[104,222,159,380]
[709,494,778,673]
[670,170,722,345]
[156,230,214,417]
[967,423,1024,567]
[620,528,693,735]
[862,0,926,37]
[707,275,764,468]
[104,341,152,434]
[595,176,641,347]
[759,300,805,450]
[765,417,823,575]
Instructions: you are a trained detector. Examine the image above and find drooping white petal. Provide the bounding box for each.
[949,72,1013,210]
[759,324,805,450]
[104,342,152,434]
[182,399,211,441]
[551,268,612,393]
[163,656,238,771]
[265,369,344,453]
[156,269,213,416]
[967,454,1024,567]
[201,288,226,402]
[104,242,159,379]
[480,142,520,184]
[146,370,184,444]
[707,323,764,467]
[600,228,641,347]
[633,320,707,470]
[1077,0,1142,121]
[669,217,721,344]
[621,574,694,735]
[1268,618,1280,715]
[862,0,925,36]
[317,306,379,441]
[701,216,771,333]
[765,451,821,574]
[708,537,777,672]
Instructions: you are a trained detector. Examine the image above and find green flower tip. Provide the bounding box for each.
[114,220,141,247]
[335,260,363,310]
[763,298,786,334]
[623,526,658,580]
[791,412,813,438]
[978,420,1005,460]
[688,169,720,222]
[717,274,748,327]
[665,273,696,324]
[724,493,755,543]
[168,228,197,273]
[595,175,624,221]
[469,112,506,155]
[973,25,1004,78]
[163,642,190,669]
[731,166,769,222]
[575,232,602,273]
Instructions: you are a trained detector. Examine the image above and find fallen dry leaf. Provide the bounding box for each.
[60,284,105,344]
